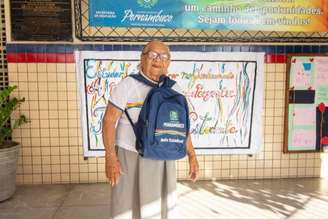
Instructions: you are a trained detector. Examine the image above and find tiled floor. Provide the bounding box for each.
[0,178,328,219]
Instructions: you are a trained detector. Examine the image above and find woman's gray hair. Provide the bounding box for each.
[142,40,170,54]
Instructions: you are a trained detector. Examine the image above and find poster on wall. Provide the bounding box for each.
[284,55,328,153]
[76,51,264,157]
[88,0,328,32]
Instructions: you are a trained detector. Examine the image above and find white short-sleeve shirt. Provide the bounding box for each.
[108,73,183,153]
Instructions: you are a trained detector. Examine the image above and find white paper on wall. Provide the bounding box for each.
[76,51,264,157]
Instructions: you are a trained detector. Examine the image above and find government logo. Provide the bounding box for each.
[137,0,158,9]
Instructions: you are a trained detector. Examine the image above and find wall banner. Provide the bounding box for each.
[88,0,328,32]
[76,51,264,157]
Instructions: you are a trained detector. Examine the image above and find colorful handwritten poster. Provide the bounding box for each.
[76,51,264,157]
[88,0,328,32]
[286,56,328,152]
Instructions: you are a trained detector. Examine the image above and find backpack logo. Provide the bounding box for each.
[137,0,158,9]
[170,111,179,121]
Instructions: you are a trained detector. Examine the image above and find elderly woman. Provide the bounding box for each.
[102,40,199,219]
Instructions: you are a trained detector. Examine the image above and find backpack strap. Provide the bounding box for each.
[159,74,176,88]
[124,109,136,133]
[129,73,158,87]
[124,109,142,151]
[130,73,176,88]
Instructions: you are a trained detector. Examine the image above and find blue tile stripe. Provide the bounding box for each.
[6,43,325,53]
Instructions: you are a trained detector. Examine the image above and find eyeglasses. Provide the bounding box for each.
[143,50,170,61]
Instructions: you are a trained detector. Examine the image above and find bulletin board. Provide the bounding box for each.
[75,51,264,157]
[284,54,328,153]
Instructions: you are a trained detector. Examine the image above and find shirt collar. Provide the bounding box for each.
[139,71,159,85]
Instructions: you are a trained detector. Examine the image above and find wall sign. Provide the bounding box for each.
[11,0,72,41]
[89,0,328,32]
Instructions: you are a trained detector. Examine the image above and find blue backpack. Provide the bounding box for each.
[124,73,189,160]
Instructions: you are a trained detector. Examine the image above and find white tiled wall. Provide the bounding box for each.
[8,62,325,184]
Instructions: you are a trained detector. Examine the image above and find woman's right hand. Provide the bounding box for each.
[105,153,123,186]
[102,103,124,186]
